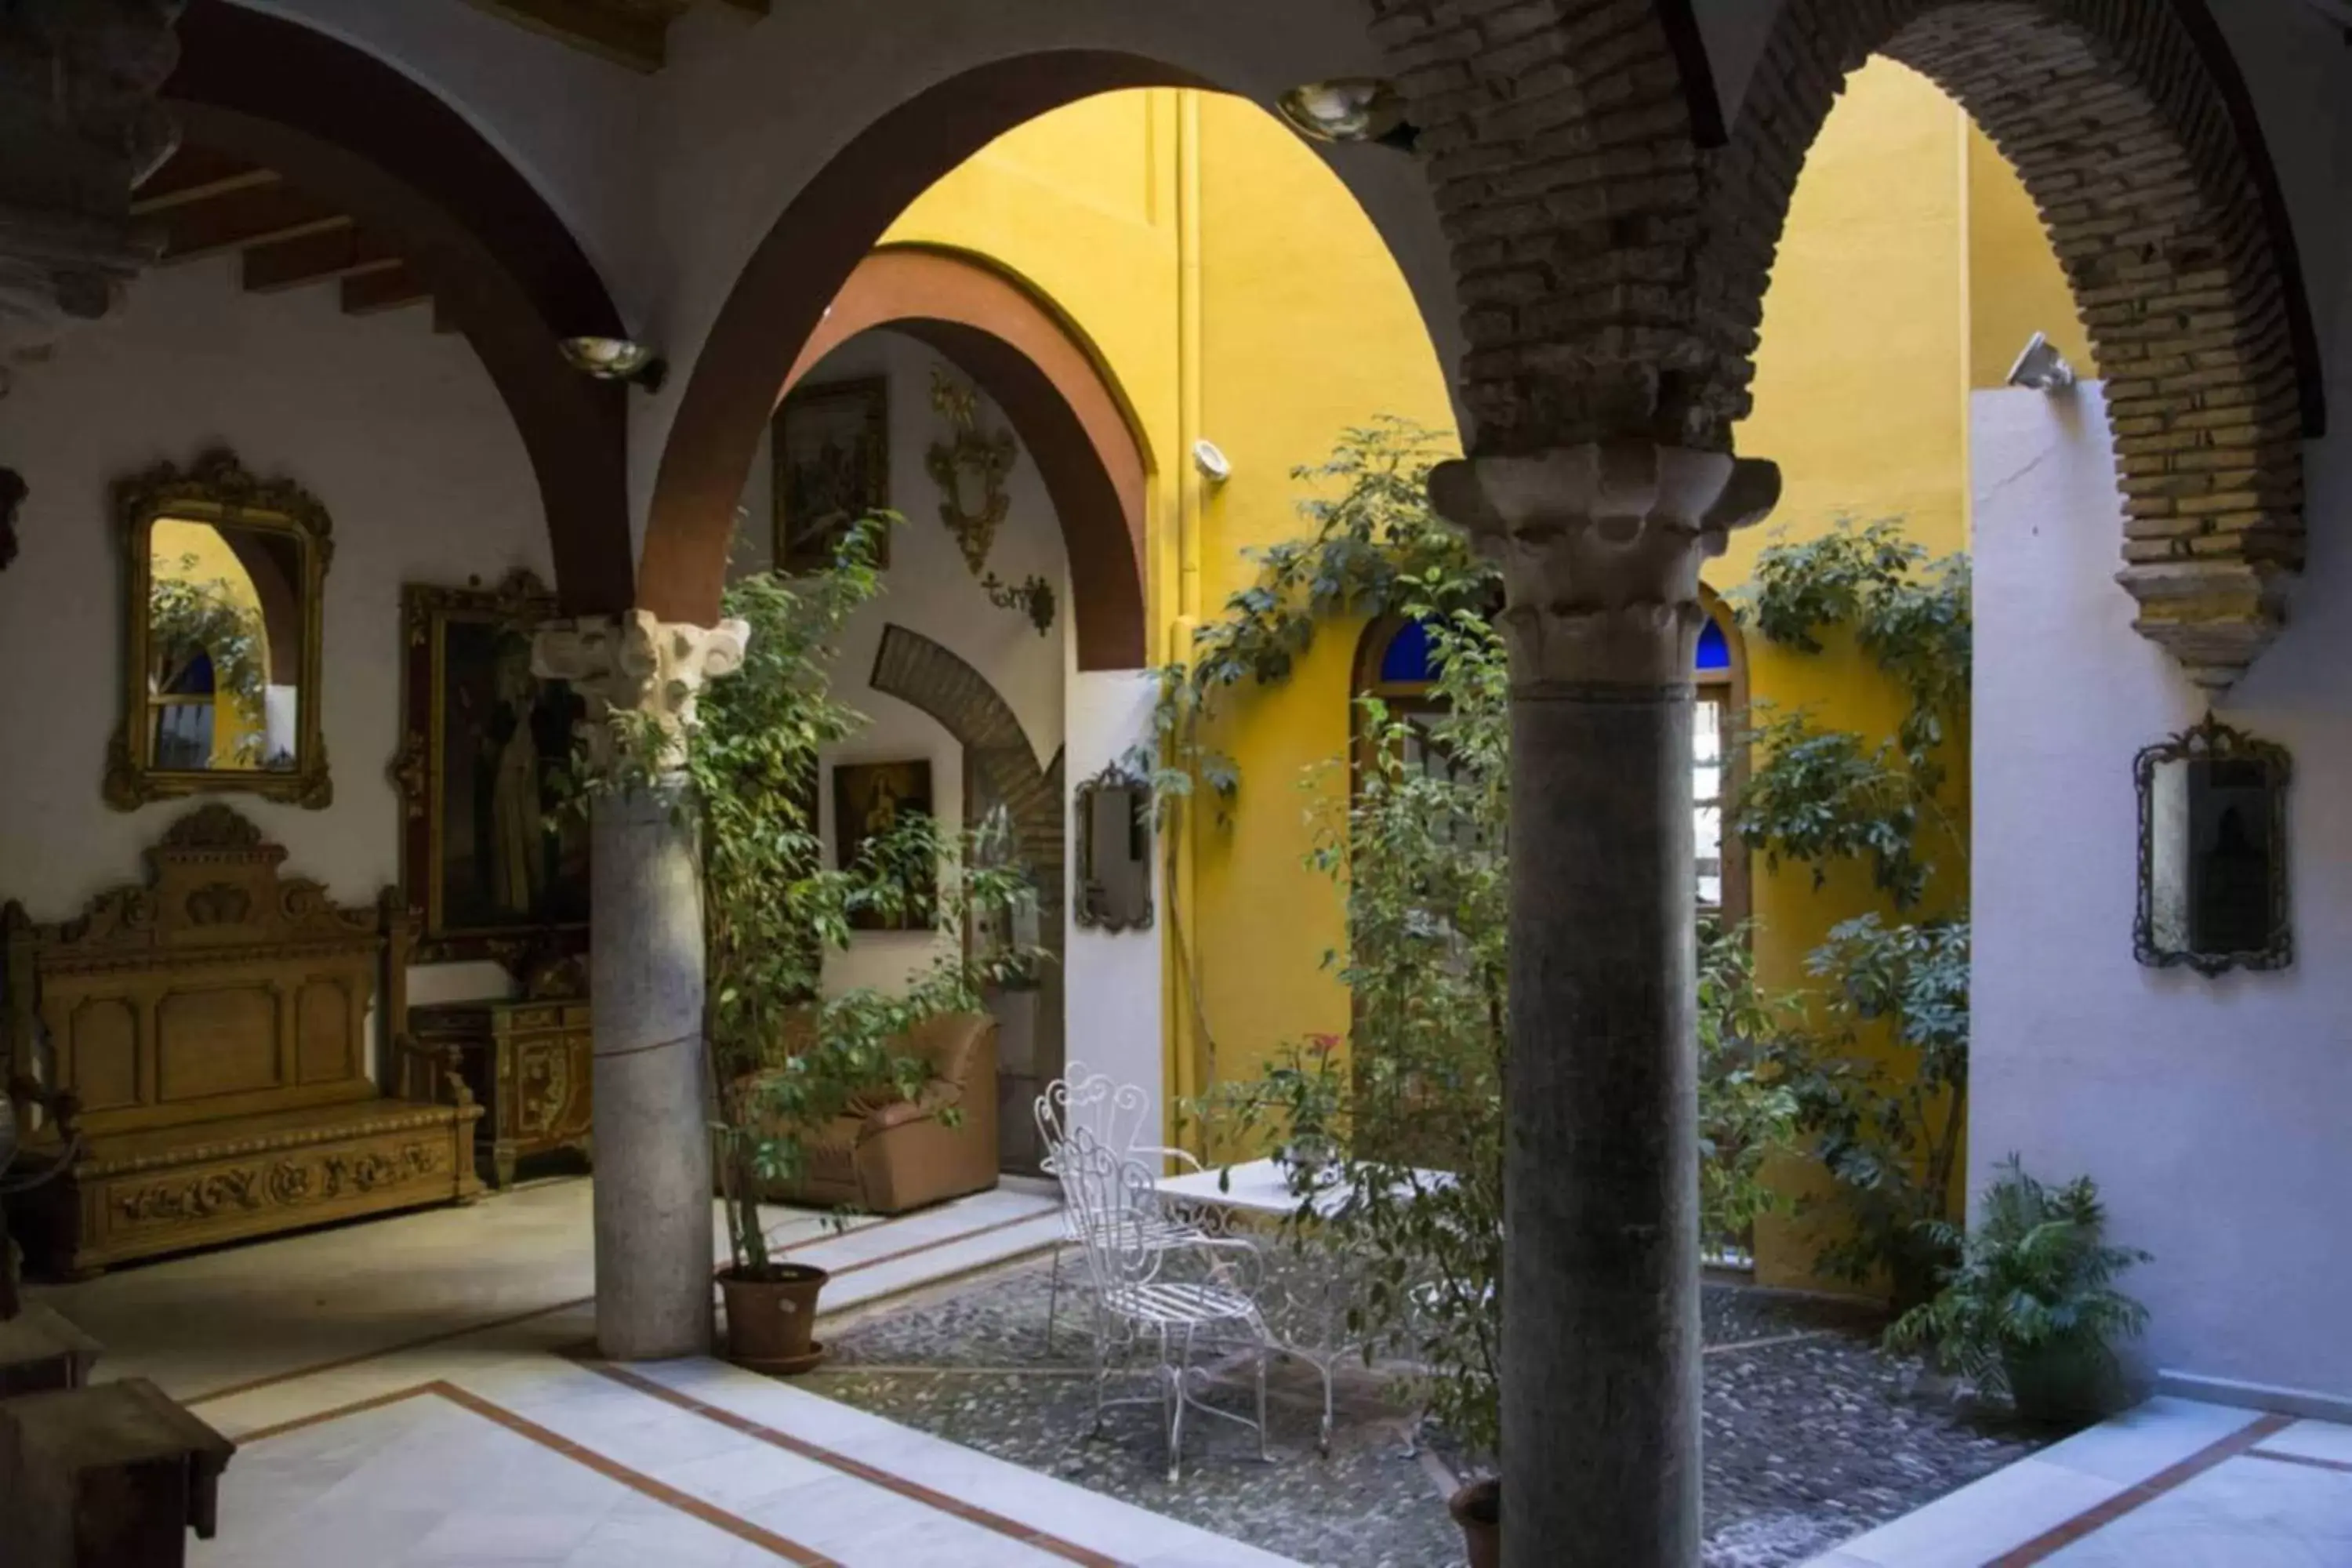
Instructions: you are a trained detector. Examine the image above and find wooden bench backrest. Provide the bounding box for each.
[2,806,391,1141]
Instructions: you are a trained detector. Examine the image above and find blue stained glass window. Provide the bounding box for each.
[165,649,217,695]
[1379,619,1435,685]
[1695,617,1731,673]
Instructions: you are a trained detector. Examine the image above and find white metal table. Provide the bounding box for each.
[1155,1157,1445,1452]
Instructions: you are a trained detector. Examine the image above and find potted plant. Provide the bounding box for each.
[1887,1156,2151,1424]
[580,519,1044,1372]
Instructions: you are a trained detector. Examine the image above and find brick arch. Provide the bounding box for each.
[786,247,1149,672]
[1694,0,2321,690]
[870,625,1066,890]
[1367,0,1724,453]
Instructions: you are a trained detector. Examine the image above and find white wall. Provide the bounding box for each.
[1971,382,2352,1403]
[0,256,551,1009]
[731,330,1066,996]
[1064,668,1165,1131]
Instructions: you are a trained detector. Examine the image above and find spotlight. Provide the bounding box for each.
[1276,78,1415,150]
[561,336,667,392]
[2006,332,2078,394]
[1192,439,1232,485]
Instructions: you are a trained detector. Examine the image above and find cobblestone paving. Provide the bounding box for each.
[796,1251,2049,1568]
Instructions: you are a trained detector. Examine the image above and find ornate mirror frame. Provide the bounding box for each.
[1073,760,1153,935]
[2133,713,2291,976]
[107,449,333,811]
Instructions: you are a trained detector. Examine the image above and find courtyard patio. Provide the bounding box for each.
[27,1171,2341,1566]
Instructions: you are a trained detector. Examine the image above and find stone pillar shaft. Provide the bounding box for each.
[535,609,749,1362]
[1432,442,1779,1568]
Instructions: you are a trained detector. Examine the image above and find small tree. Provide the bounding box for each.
[1731,519,1972,1305]
[570,518,1045,1278]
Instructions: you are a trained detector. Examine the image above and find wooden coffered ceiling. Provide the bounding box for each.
[134,146,443,325]
[466,0,769,72]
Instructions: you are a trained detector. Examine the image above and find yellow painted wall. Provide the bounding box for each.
[884,89,1453,1126]
[150,517,269,769]
[1966,123,2099,390]
[886,67,2078,1291]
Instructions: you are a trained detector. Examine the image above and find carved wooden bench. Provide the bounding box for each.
[2,806,481,1277]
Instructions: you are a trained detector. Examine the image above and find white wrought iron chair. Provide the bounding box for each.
[1034,1066,1208,1348]
[1057,1123,1271,1482]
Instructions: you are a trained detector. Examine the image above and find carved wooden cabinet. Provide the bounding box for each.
[407,999,592,1189]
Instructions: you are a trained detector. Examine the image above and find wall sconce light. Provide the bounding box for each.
[561,336,667,393]
[1276,78,1417,151]
[2007,332,2078,394]
[1192,438,1232,485]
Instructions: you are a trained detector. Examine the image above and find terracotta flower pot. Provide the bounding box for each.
[719,1262,829,1374]
[1449,1477,1499,1568]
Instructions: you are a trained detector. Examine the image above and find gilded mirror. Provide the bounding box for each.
[1074,761,1152,934]
[107,450,332,810]
[2134,715,2289,975]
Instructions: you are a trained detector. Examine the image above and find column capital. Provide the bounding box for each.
[533,609,750,771]
[0,0,184,352]
[1430,442,1780,688]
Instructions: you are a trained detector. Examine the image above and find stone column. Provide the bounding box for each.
[535,609,749,1361]
[1430,443,1779,1568]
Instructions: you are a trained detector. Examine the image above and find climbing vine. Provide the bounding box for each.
[1731,518,1973,1306]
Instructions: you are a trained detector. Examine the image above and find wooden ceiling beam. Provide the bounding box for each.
[161,185,350,263]
[132,147,278,215]
[342,264,432,317]
[462,1,692,73]
[242,227,404,293]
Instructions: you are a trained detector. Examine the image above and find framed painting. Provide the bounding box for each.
[774,376,890,574]
[833,758,935,931]
[391,570,590,966]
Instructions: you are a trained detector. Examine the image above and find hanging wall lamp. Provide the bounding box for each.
[561,336,667,393]
[1276,78,1417,151]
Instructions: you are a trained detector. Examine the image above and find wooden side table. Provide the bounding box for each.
[0,1377,234,1567]
[408,998,593,1189]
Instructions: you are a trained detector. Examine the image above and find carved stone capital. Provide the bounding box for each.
[532,609,751,771]
[0,1,183,353]
[2115,560,2287,694]
[1429,442,1781,688]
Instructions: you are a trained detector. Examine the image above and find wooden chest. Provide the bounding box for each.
[408,999,592,1189]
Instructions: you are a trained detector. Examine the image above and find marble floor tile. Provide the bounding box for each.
[2259,1417,2352,1468]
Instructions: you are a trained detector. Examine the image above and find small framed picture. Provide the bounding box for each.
[774,376,890,574]
[833,758,935,931]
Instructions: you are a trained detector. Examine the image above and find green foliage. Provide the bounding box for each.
[150,552,269,763]
[1697,927,1805,1258]
[1733,520,1971,895]
[1764,915,1971,1297]
[1732,517,1975,1301]
[568,517,1045,1275]
[1141,417,1480,821]
[1887,1157,2151,1406]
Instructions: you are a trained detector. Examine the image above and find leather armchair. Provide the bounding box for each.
[753,1011,1000,1215]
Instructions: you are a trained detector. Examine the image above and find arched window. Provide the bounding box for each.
[1693,589,1749,930]
[1354,599,1749,923]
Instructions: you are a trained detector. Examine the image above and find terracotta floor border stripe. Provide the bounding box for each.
[237,1377,840,1566]
[177,1204,942,1408]
[1985,1410,2296,1566]
[575,1353,1127,1568]
[2245,1445,2352,1475]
